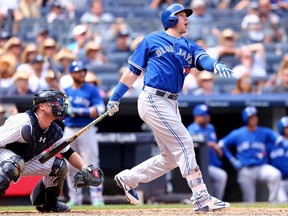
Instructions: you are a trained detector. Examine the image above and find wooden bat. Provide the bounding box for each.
[39,110,110,164]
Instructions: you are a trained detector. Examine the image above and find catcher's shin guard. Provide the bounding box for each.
[30,179,46,205]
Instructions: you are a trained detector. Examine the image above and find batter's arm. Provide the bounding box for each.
[119,67,139,88]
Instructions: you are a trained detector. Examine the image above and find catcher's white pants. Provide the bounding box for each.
[117,90,198,189]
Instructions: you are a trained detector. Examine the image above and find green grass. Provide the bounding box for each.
[0,203,288,212]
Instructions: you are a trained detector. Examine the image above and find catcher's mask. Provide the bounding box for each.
[32,89,68,118]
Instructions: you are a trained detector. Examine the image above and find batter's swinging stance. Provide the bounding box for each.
[107,3,233,213]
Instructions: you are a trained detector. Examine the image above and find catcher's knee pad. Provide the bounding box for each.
[0,155,25,183]
[50,157,68,177]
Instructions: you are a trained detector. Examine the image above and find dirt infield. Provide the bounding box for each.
[1,207,287,216]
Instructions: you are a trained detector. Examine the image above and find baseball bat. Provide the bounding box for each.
[39,109,110,164]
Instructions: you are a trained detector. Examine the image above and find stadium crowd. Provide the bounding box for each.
[0,0,288,205]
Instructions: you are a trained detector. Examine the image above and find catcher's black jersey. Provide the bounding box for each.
[6,111,63,162]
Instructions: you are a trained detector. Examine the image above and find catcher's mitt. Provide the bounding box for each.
[72,165,104,188]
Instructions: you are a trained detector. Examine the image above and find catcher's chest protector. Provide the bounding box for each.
[6,111,63,162]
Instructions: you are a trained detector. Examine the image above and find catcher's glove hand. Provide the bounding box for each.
[72,165,104,188]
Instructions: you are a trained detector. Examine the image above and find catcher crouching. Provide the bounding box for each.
[0,90,104,212]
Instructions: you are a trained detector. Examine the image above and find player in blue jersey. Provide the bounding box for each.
[267,116,288,202]
[64,61,105,207]
[187,104,227,200]
[106,3,232,212]
[219,106,284,203]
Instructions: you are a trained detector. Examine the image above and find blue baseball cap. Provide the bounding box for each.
[193,104,210,117]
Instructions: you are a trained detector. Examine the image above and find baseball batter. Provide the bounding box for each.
[0,90,99,212]
[219,106,284,203]
[107,3,232,213]
[64,61,105,206]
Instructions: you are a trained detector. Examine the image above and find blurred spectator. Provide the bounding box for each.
[80,0,114,24]
[241,2,265,43]
[45,69,62,90]
[263,15,287,44]
[0,52,17,89]
[192,71,219,95]
[263,68,288,93]
[107,29,131,54]
[66,24,90,57]
[258,0,280,24]
[46,0,74,23]
[0,103,18,125]
[28,54,49,93]
[13,0,41,20]
[35,28,50,46]
[80,41,108,66]
[6,70,33,96]
[55,48,77,74]
[85,71,106,97]
[231,74,255,94]
[40,37,58,59]
[206,28,241,69]
[187,0,215,42]
[232,43,267,80]
[3,36,23,66]
[105,17,131,42]
[264,53,288,88]
[16,43,39,74]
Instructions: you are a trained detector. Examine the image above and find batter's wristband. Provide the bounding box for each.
[110,82,129,101]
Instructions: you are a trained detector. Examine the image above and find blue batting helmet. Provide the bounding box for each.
[69,60,87,73]
[277,116,288,135]
[193,104,210,117]
[241,106,257,124]
[161,3,193,30]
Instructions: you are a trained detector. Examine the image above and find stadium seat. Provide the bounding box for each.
[107,52,130,68]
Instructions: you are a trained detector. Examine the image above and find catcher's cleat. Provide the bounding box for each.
[36,201,70,212]
[192,195,230,213]
[114,175,140,205]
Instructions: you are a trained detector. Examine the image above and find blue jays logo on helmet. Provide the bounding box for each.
[161,3,193,30]
[193,104,209,117]
[69,60,87,73]
[241,106,257,124]
[277,116,288,135]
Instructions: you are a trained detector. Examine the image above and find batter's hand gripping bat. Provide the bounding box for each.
[39,109,110,164]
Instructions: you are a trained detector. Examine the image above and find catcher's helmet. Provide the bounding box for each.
[193,104,210,117]
[277,116,288,135]
[69,60,87,73]
[161,3,193,30]
[241,106,257,124]
[33,89,68,118]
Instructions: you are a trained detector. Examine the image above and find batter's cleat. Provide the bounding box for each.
[114,175,140,205]
[36,201,70,212]
[192,195,230,213]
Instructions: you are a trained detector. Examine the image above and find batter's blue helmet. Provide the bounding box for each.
[193,104,209,117]
[277,116,288,135]
[161,3,193,30]
[69,60,87,73]
[241,106,257,124]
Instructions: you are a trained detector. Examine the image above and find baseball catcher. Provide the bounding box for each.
[72,165,104,188]
[0,90,104,213]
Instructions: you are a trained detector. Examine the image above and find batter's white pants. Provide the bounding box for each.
[117,91,198,189]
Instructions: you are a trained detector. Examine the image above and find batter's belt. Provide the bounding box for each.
[143,86,179,100]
